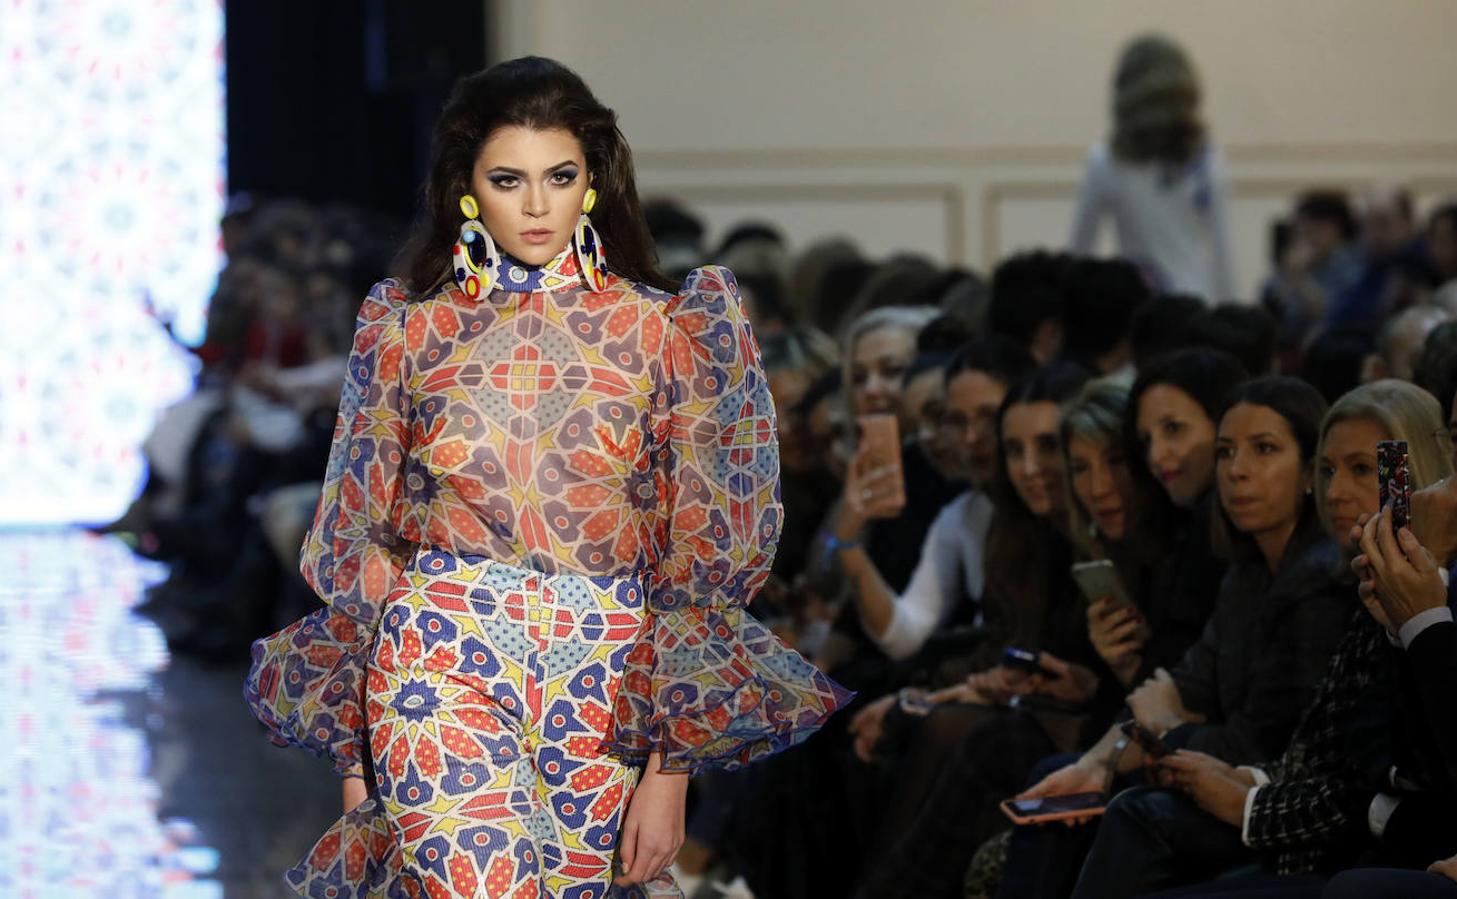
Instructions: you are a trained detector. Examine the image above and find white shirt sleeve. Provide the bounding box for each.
[1399,607,1454,649]
[1203,148,1236,303]
[1240,783,1262,846]
[874,493,989,660]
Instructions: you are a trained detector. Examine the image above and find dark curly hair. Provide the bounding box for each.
[397,57,672,295]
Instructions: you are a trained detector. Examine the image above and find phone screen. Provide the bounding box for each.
[1008,792,1106,815]
[1377,440,1411,533]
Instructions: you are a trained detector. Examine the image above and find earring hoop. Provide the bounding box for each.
[453,194,498,299]
[573,212,608,292]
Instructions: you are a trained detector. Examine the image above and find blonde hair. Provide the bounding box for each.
[1316,379,1454,528]
[841,305,941,422]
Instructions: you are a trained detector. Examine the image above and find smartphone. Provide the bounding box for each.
[1002,647,1058,679]
[1120,719,1170,759]
[1377,439,1412,533]
[1071,560,1151,641]
[1000,792,1107,825]
[856,413,905,518]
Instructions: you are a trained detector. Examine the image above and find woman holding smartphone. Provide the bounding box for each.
[853,363,1110,899]
[1088,348,1249,688]
[1067,379,1454,898]
[1003,377,1346,899]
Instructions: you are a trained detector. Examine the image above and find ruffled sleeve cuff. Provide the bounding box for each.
[602,603,854,774]
[244,605,373,776]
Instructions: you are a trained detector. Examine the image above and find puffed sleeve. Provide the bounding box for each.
[602,266,853,774]
[244,279,415,776]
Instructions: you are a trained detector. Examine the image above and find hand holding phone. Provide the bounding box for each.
[1072,560,1150,642]
[1000,792,1107,825]
[1002,647,1059,680]
[854,414,905,520]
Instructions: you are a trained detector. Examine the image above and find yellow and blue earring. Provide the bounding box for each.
[452,194,499,299]
[573,188,609,292]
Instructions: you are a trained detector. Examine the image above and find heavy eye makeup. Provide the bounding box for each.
[485,162,581,190]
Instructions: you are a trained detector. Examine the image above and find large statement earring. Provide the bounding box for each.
[573,188,608,292]
[453,194,499,299]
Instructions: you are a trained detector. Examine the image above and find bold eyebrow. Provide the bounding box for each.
[1244,432,1279,442]
[486,160,580,177]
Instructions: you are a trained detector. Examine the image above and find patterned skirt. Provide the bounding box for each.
[286,549,681,899]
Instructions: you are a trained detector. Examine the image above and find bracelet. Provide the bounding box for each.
[827,530,856,556]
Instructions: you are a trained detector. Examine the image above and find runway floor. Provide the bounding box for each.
[1,530,337,898]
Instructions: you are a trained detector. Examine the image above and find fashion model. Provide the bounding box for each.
[245,56,851,899]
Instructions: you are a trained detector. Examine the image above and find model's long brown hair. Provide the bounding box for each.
[397,56,673,295]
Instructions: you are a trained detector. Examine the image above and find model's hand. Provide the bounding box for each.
[1026,653,1099,705]
[616,753,687,887]
[1128,668,1201,735]
[1155,750,1251,827]
[1357,508,1448,631]
[342,775,368,813]
[848,694,897,763]
[1087,598,1146,686]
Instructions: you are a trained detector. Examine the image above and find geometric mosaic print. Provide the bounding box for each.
[248,250,850,898]
[284,552,662,898]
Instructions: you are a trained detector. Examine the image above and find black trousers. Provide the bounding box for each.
[1323,870,1457,899]
[1068,786,1253,899]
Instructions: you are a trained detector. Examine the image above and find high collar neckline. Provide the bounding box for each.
[490,243,583,294]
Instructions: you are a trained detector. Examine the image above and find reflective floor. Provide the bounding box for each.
[1,531,338,898]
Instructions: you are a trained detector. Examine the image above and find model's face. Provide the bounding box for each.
[470,125,589,266]
[1216,403,1310,539]
[943,369,1007,489]
[1317,417,1386,552]
[1002,400,1066,518]
[1137,384,1218,508]
[849,326,915,417]
[1068,434,1132,541]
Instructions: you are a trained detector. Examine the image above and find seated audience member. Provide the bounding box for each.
[1059,257,1153,377]
[988,251,1074,363]
[1262,190,1362,346]
[1007,377,1349,898]
[833,338,1034,660]
[1088,349,1249,690]
[1322,387,1457,899]
[1130,294,1204,370]
[760,327,841,589]
[1302,326,1377,405]
[1373,304,1452,382]
[989,349,1249,899]
[1069,380,1453,898]
[1190,304,1279,376]
[1429,202,1457,288]
[1327,187,1425,330]
[851,364,1102,899]
[1413,322,1457,404]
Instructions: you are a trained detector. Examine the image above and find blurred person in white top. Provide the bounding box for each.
[1071,34,1235,305]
